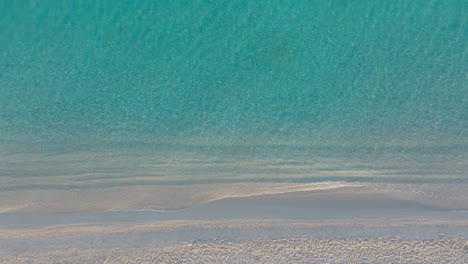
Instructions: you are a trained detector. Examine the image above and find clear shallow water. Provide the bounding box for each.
[0,1,466,210]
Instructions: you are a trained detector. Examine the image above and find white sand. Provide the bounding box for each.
[1,186,467,263]
[1,218,466,264]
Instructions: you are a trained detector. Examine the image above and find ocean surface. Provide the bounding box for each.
[1,2,467,263]
[0,0,466,213]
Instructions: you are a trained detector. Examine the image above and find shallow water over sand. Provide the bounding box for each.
[0,0,466,263]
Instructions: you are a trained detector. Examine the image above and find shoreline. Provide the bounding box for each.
[1,183,467,263]
[1,184,467,228]
[1,182,467,215]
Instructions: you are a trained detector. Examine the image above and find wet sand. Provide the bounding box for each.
[1,186,467,263]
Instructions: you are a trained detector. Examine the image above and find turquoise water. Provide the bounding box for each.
[0,1,466,191]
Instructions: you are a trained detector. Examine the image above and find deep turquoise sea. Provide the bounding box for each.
[0,1,466,193]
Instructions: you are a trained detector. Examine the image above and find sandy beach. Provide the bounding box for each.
[1,185,467,263]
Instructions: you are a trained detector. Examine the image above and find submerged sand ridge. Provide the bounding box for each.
[1,146,466,215]
[0,182,361,214]
[0,182,467,214]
